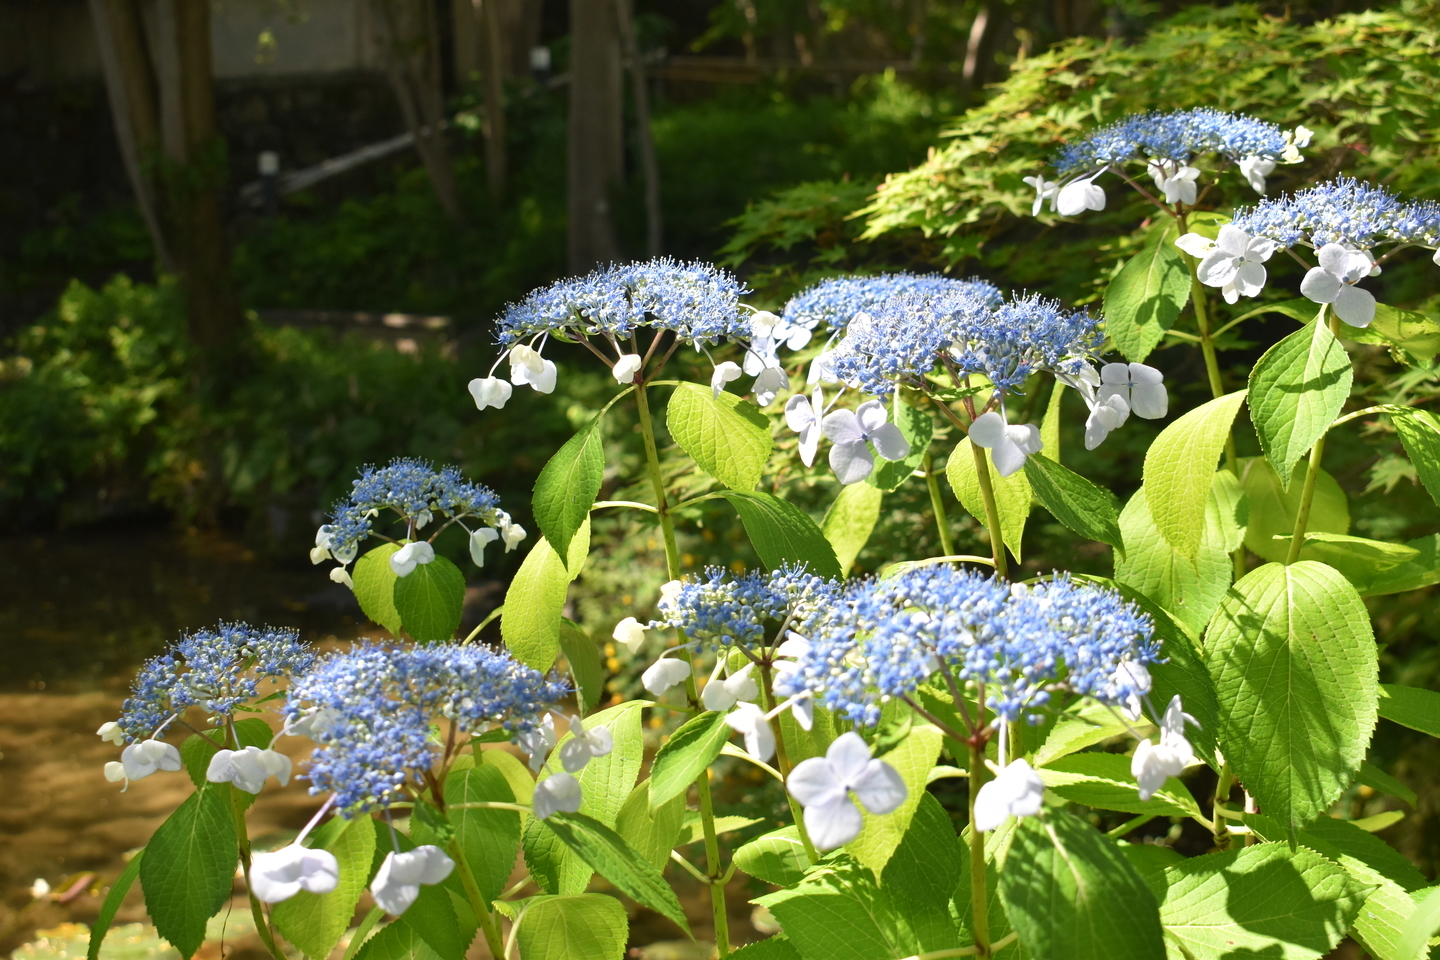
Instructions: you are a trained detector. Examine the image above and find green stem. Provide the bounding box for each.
[1212,762,1235,851]
[633,379,730,958]
[759,663,820,865]
[1105,813,1156,839]
[339,908,383,960]
[969,442,1009,579]
[447,838,506,959]
[924,450,956,558]
[229,788,288,960]
[967,731,991,959]
[1285,312,1338,566]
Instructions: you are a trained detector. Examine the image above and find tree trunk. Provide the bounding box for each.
[567,0,624,272]
[480,0,508,194]
[615,0,660,257]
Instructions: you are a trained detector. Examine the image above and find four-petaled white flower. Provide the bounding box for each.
[612,353,643,384]
[533,771,583,819]
[1238,155,1276,194]
[1084,392,1129,451]
[612,617,647,654]
[973,759,1045,831]
[1300,243,1380,327]
[1148,161,1201,206]
[509,344,557,394]
[711,361,743,398]
[702,662,759,712]
[822,400,911,484]
[557,716,614,773]
[784,387,826,467]
[250,844,341,904]
[390,541,435,577]
[516,714,557,772]
[207,746,293,794]
[724,702,776,762]
[968,411,1042,478]
[1178,225,1278,304]
[786,732,907,850]
[752,366,789,407]
[1022,174,1058,216]
[371,846,454,916]
[468,377,513,411]
[1098,362,1168,420]
[642,656,693,696]
[469,527,499,566]
[1110,659,1152,720]
[1056,175,1107,216]
[1132,694,1198,801]
[97,721,125,745]
[106,739,182,789]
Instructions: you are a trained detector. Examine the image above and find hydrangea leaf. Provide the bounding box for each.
[1377,683,1440,738]
[1337,303,1440,364]
[821,481,883,576]
[394,555,465,642]
[1142,389,1247,561]
[1039,752,1202,818]
[1023,454,1123,551]
[86,848,144,960]
[500,517,589,671]
[647,710,732,808]
[947,437,1029,562]
[614,782,686,871]
[272,816,377,960]
[998,809,1165,960]
[1241,458,1349,564]
[666,381,772,491]
[537,812,690,935]
[1157,843,1367,960]
[1205,561,1378,836]
[846,724,942,879]
[713,490,842,578]
[558,618,603,713]
[1104,220,1190,362]
[353,543,404,636]
[1390,407,1440,507]
[1113,484,1232,640]
[532,413,605,567]
[139,786,237,959]
[443,766,519,904]
[1248,318,1353,488]
[512,894,628,960]
[734,826,810,887]
[866,399,932,492]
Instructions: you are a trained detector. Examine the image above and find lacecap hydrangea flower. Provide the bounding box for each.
[312,458,523,585]
[286,641,569,814]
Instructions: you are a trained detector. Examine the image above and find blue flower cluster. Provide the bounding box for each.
[1055,108,1289,178]
[781,274,1002,338]
[829,287,1100,398]
[779,568,1158,726]
[287,642,569,813]
[323,458,507,560]
[497,258,748,348]
[118,622,314,741]
[652,565,843,650]
[1233,176,1440,250]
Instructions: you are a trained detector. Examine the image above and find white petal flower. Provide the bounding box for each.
[612,617,647,654]
[724,702,776,762]
[753,365,789,407]
[250,844,341,903]
[612,353,643,383]
[1084,393,1130,450]
[468,377,512,410]
[119,740,182,781]
[1301,243,1379,327]
[97,721,125,745]
[784,388,825,467]
[808,349,840,385]
[104,761,128,786]
[787,732,907,850]
[711,361,743,398]
[29,879,51,900]
[516,714,557,772]
[1196,225,1276,303]
[1055,175,1107,216]
[1149,161,1200,206]
[702,662,759,712]
[371,846,454,916]
[207,746,293,794]
[973,759,1045,831]
[1239,155,1276,194]
[329,566,353,589]
[642,657,692,696]
[1110,659,1152,719]
[659,579,684,606]
[510,347,557,393]
[822,400,910,484]
[1293,125,1314,149]
[1132,695,1198,801]
[969,411,1041,477]
[469,527,500,566]
[533,771,583,819]
[750,311,780,339]
[390,541,435,577]
[1432,247,1439,266]
[500,520,527,551]
[286,707,342,740]
[557,715,614,773]
[1174,232,1216,259]
[1056,362,1101,403]
[1022,174,1058,216]
[1098,362,1168,420]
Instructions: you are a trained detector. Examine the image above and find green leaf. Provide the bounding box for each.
[822,481,883,576]
[1157,842,1367,960]
[354,543,403,635]
[1391,407,1440,508]
[538,812,691,934]
[866,399,932,492]
[532,414,606,564]
[444,766,519,903]
[1023,454,1123,551]
[1358,759,1418,807]
[998,809,1165,960]
[1104,220,1190,362]
[881,793,961,907]
[513,894,628,960]
[614,782,685,871]
[947,438,1029,562]
[272,817,377,960]
[1338,304,1440,364]
[352,916,445,960]
[87,849,144,960]
[500,516,589,670]
[475,748,535,828]
[1205,561,1379,835]
[667,381,773,491]
[1378,683,1440,738]
[394,556,465,642]
[1397,886,1440,960]
[1039,752,1202,818]
[1113,484,1232,640]
[386,825,474,960]
[1248,317,1353,486]
[1142,389,1248,560]
[558,619,603,713]
[181,718,275,789]
[846,724,942,879]
[1032,699,1133,767]
[1040,381,1067,463]
[735,826,810,887]
[648,710,732,808]
[1294,816,1428,893]
[1347,533,1440,597]
[712,490,841,578]
[676,813,764,847]
[1241,458,1350,564]
[139,787,237,958]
